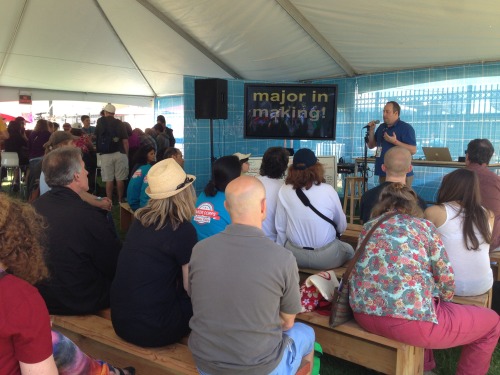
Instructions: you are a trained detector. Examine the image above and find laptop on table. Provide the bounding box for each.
[422,147,453,162]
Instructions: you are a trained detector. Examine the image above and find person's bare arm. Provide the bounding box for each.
[122,138,129,156]
[424,204,447,228]
[20,355,58,375]
[182,263,189,294]
[366,121,377,149]
[80,191,112,211]
[279,311,296,331]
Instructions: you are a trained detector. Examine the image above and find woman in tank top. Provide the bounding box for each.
[425,169,494,296]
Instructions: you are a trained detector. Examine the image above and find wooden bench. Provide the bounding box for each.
[119,202,134,232]
[297,312,424,375]
[52,311,311,375]
[51,314,197,375]
[489,251,500,281]
[341,223,362,249]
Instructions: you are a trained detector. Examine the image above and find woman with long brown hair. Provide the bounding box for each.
[111,159,198,347]
[425,169,493,296]
[275,148,353,269]
[350,183,500,375]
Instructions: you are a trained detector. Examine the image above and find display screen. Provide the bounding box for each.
[244,83,338,140]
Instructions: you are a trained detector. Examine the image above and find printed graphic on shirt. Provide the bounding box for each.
[193,202,221,224]
[132,169,143,179]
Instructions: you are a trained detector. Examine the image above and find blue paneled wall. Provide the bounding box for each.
[157,62,500,202]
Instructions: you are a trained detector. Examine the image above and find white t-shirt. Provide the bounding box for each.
[275,183,347,247]
[256,175,284,242]
[436,203,493,296]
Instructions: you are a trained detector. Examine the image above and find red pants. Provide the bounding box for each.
[354,299,500,374]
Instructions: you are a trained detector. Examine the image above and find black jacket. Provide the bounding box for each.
[33,187,121,314]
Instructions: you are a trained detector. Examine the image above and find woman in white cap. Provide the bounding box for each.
[234,152,251,174]
[111,159,197,347]
[275,148,354,269]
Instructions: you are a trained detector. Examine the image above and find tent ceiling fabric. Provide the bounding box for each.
[1,0,500,99]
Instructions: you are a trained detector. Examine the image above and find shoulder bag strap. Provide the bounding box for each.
[296,188,339,231]
[340,211,398,285]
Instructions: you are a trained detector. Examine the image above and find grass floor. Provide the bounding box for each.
[320,345,500,374]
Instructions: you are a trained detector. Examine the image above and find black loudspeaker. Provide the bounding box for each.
[195,78,228,119]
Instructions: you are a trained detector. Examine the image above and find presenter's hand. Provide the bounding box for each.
[383,132,398,145]
[366,121,378,133]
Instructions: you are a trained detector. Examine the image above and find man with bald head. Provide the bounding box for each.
[189,176,315,375]
[359,146,427,223]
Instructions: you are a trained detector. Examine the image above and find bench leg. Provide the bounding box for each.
[395,345,424,375]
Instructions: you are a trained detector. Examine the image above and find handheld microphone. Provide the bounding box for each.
[362,120,380,129]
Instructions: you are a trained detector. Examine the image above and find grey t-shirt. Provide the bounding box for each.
[188,224,301,375]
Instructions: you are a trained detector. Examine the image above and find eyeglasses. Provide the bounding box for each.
[176,176,193,190]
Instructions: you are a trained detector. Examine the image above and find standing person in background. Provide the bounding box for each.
[81,115,96,142]
[4,118,29,192]
[157,115,175,147]
[256,147,289,241]
[153,124,169,161]
[0,117,9,140]
[425,169,493,297]
[275,148,353,269]
[28,119,52,161]
[366,101,416,186]
[95,104,129,203]
[62,123,72,132]
[465,138,500,252]
[192,155,241,240]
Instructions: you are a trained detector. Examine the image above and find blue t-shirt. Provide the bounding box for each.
[127,164,152,211]
[373,119,416,177]
[192,191,231,241]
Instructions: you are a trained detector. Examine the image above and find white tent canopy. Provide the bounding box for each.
[1,0,500,102]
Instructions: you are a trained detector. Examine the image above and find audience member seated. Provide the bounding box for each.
[425,169,494,296]
[192,155,241,240]
[39,132,112,211]
[163,147,185,168]
[256,147,289,241]
[126,145,156,211]
[0,195,134,375]
[111,159,197,347]
[189,176,315,375]
[233,152,251,174]
[33,147,121,315]
[465,139,500,252]
[276,148,353,269]
[350,183,500,375]
[360,146,427,223]
[28,119,51,161]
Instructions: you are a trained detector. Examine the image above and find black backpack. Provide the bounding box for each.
[97,119,119,154]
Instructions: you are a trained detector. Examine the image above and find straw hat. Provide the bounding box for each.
[146,158,196,199]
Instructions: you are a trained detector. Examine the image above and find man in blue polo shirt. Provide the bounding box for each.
[366,101,417,186]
